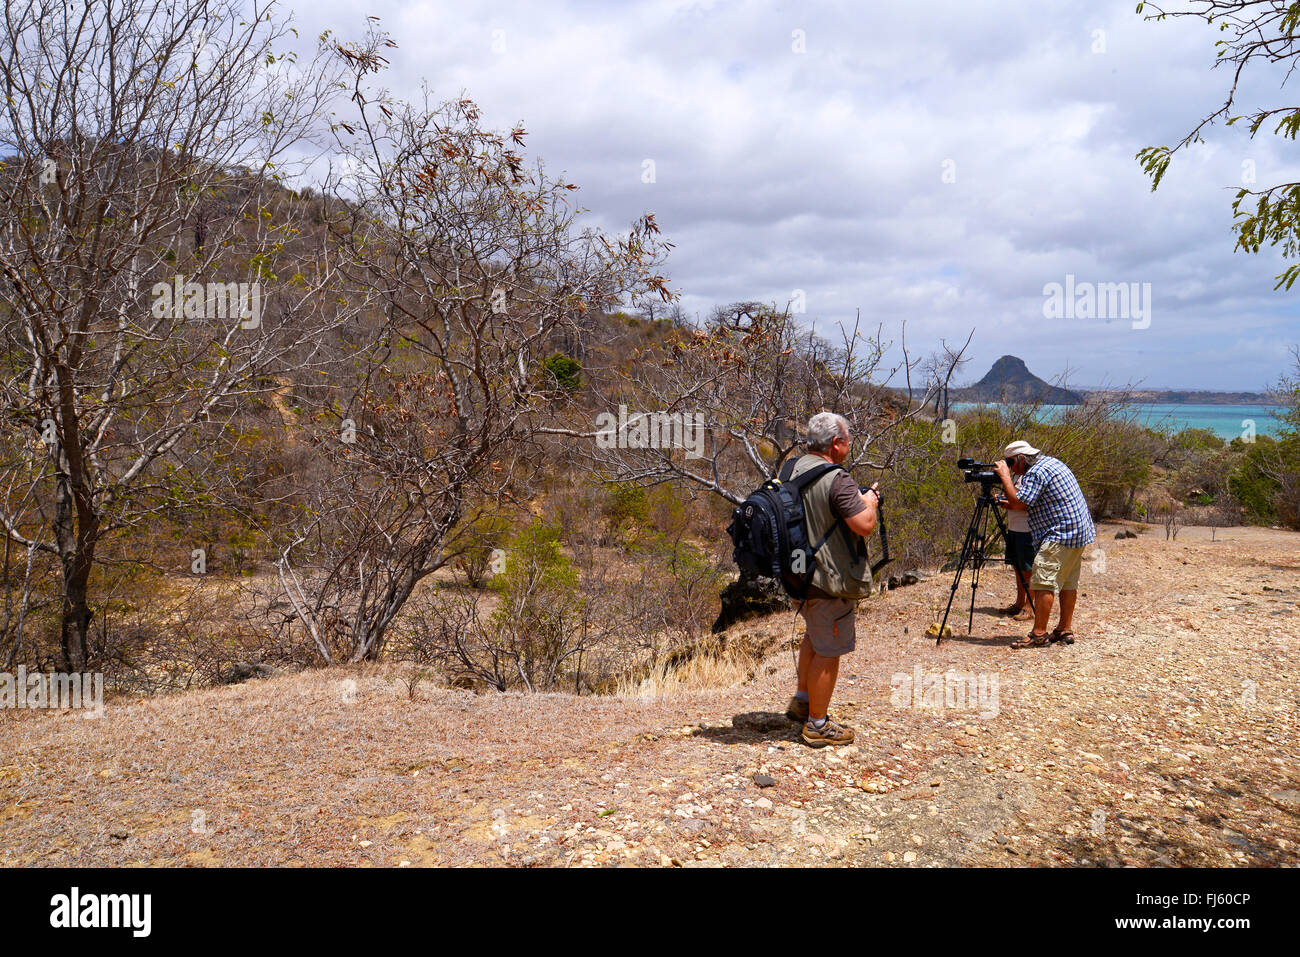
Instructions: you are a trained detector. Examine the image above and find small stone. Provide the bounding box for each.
[753,774,776,788]
[903,851,917,862]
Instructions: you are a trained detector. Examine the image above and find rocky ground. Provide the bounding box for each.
[2,522,1297,867]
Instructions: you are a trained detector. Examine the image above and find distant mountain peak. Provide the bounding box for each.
[955,355,1082,405]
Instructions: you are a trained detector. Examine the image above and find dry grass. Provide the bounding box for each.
[614,649,760,699]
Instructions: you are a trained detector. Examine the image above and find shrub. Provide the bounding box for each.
[541,353,582,393]
[602,481,650,540]
[487,519,585,689]
[1230,434,1300,528]
[450,511,514,588]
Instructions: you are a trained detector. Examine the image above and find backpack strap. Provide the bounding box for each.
[779,457,850,597]
[778,457,843,491]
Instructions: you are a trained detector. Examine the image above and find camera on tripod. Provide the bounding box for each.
[957,458,1002,487]
[927,456,1029,644]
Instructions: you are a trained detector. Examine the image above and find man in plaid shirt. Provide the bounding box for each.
[993,440,1095,648]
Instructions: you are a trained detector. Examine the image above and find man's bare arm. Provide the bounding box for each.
[845,483,879,537]
[993,461,1022,507]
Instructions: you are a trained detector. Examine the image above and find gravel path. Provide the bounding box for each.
[2,523,1297,866]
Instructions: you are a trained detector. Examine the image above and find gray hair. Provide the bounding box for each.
[806,411,849,452]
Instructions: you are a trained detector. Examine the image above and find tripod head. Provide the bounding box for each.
[957,458,1003,500]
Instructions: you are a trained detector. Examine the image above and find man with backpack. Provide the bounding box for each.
[781,412,880,746]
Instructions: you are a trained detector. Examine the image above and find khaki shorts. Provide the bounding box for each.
[1030,540,1085,592]
[799,597,856,657]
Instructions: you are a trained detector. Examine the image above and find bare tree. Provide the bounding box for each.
[0,0,350,670]
[1160,503,1184,541]
[269,25,672,664]
[922,332,974,424]
[540,304,970,506]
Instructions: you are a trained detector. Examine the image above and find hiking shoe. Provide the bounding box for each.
[802,717,855,747]
[785,696,809,723]
[1010,630,1051,650]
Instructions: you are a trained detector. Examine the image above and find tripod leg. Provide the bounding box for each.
[968,499,992,634]
[937,499,985,641]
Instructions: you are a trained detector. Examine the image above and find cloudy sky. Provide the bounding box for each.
[284,0,1300,391]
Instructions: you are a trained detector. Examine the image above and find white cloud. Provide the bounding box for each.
[282,0,1300,390]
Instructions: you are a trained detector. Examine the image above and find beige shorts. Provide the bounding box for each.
[1030,540,1085,592]
[799,597,856,657]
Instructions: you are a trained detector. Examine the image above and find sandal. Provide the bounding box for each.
[1010,630,1050,650]
[1050,628,1075,645]
[1000,603,1025,617]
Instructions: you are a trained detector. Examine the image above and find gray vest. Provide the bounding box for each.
[788,454,873,599]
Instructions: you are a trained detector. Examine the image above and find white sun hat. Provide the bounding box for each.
[1003,440,1041,458]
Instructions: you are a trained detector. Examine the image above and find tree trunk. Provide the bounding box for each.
[59,567,94,673]
[53,464,98,672]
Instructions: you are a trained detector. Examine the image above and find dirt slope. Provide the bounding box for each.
[2,523,1297,867]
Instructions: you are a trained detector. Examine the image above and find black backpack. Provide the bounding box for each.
[726,457,847,600]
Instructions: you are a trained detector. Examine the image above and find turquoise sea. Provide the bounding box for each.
[951,403,1287,441]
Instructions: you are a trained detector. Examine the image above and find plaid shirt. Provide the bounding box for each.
[1016,455,1095,548]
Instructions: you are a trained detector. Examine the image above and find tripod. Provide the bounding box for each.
[934,483,1032,645]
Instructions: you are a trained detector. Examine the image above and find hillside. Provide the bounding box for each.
[1085,389,1270,405]
[953,355,1084,405]
[3,523,1297,867]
